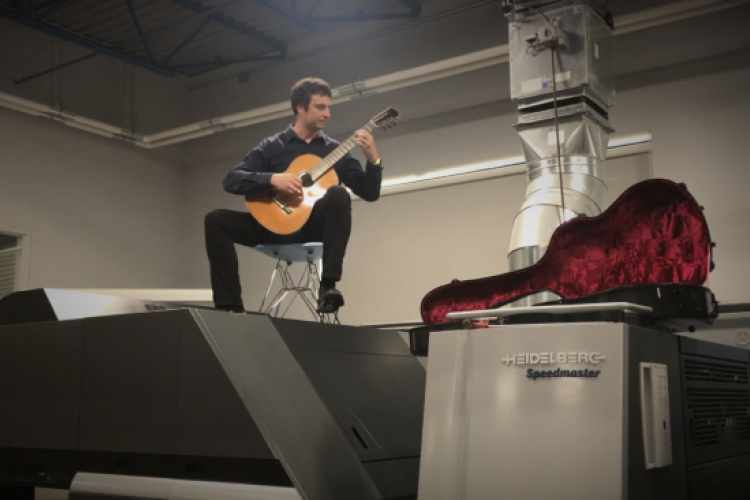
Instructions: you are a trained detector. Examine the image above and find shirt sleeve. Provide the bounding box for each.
[222,140,275,196]
[337,153,383,202]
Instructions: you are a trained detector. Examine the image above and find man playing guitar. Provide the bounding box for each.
[204,77,384,314]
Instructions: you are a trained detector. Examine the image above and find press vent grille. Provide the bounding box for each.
[684,357,750,449]
[685,358,749,384]
[0,464,70,487]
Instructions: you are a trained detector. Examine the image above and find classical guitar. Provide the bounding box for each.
[419,178,716,326]
[245,107,400,235]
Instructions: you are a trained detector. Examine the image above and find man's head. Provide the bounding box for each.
[290,77,332,132]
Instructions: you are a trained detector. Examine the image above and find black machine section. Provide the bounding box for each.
[678,337,750,500]
[544,285,719,332]
[273,319,426,500]
[0,297,426,500]
[625,328,688,499]
[0,309,289,490]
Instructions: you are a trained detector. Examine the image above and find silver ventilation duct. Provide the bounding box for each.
[504,0,616,306]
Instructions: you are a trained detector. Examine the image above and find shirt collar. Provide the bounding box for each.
[282,124,327,145]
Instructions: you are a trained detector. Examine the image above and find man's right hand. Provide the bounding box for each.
[271,173,303,196]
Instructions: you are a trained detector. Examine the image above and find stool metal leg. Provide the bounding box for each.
[299,254,325,321]
[309,257,321,300]
[319,310,341,324]
[259,254,282,314]
[259,255,327,323]
[266,261,294,317]
[280,261,319,320]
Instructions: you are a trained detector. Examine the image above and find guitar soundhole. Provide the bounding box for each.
[299,172,314,188]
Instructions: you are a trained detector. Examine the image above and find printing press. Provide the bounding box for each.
[2,1,750,500]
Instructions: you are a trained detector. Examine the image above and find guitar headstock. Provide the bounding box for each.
[371,107,400,131]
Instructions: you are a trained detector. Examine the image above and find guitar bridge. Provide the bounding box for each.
[273,195,293,215]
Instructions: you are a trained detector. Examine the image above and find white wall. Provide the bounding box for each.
[341,152,652,325]
[0,18,189,134]
[1,3,748,321]
[349,61,750,322]
[0,18,194,292]
[175,0,750,325]
[180,56,750,324]
[182,1,505,121]
[613,62,750,305]
[178,119,650,324]
[0,106,186,290]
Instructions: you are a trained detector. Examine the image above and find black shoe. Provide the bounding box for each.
[318,286,344,313]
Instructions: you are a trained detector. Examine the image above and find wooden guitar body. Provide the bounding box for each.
[244,154,339,235]
[420,178,716,326]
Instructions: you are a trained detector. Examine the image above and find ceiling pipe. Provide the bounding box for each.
[0,91,142,141]
[137,44,510,148]
[0,0,747,149]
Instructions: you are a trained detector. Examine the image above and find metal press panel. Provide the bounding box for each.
[0,308,426,499]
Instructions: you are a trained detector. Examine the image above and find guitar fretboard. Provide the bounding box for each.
[308,123,375,182]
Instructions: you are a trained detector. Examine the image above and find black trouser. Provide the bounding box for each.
[204,185,352,310]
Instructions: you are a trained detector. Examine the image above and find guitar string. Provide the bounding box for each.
[307,123,376,181]
[310,126,372,179]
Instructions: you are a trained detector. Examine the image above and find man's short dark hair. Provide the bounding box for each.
[290,77,332,115]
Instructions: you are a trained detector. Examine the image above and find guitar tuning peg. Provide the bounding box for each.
[710,260,716,272]
[711,242,717,248]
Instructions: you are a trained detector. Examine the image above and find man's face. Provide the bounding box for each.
[298,94,331,131]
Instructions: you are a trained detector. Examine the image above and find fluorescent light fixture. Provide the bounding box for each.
[69,289,213,303]
[380,155,526,189]
[351,132,652,199]
[608,132,652,148]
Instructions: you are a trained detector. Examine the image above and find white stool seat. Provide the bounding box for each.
[254,242,323,263]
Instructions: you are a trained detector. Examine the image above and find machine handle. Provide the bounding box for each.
[640,362,673,469]
[446,302,653,321]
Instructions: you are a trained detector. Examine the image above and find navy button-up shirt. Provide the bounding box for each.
[223,125,383,202]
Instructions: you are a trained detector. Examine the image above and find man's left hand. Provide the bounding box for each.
[355,130,379,164]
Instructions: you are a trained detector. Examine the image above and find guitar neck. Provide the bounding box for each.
[308,123,375,182]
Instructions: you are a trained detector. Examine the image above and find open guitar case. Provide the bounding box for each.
[409,178,720,356]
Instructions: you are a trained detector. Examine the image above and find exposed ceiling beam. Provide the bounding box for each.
[250,0,318,32]
[311,0,422,22]
[170,0,287,56]
[162,18,211,65]
[124,0,154,61]
[0,0,746,149]
[0,4,176,77]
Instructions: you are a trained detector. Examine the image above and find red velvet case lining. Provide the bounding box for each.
[420,179,712,324]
